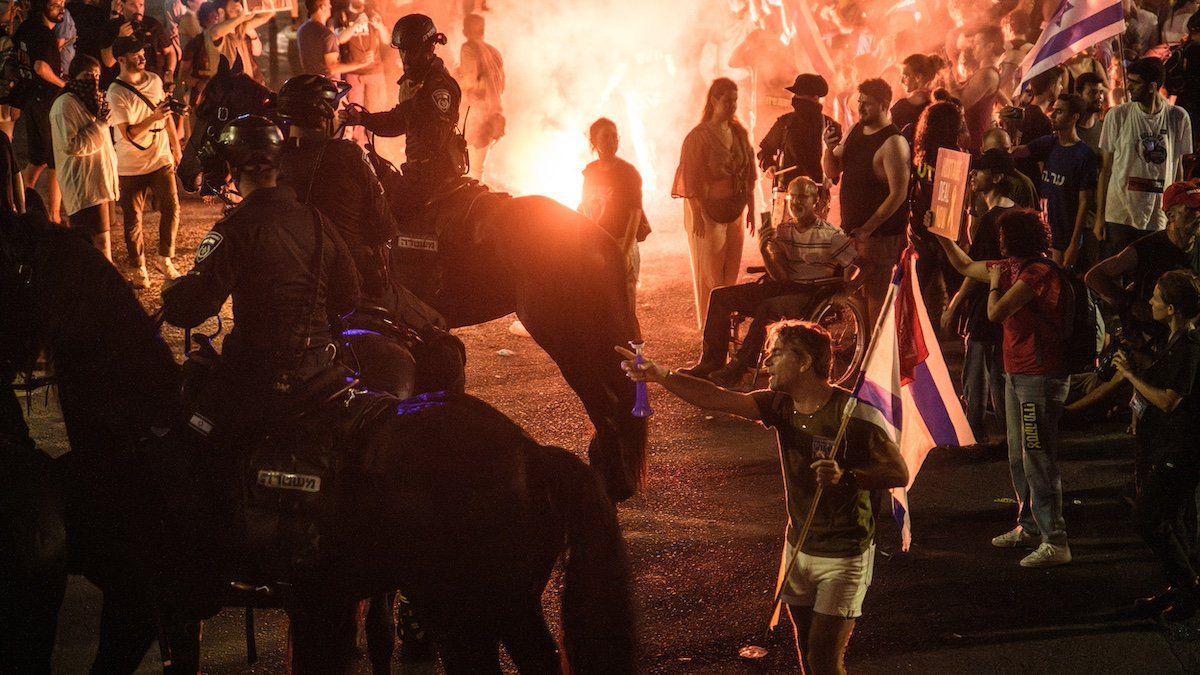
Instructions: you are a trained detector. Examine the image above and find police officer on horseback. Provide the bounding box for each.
[162,114,360,436]
[277,74,398,298]
[337,13,466,211]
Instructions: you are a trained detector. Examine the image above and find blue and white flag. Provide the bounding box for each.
[852,248,975,550]
[1018,0,1125,93]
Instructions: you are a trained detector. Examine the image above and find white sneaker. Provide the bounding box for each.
[991,527,1040,548]
[1020,542,1072,568]
[130,266,151,289]
[154,256,181,280]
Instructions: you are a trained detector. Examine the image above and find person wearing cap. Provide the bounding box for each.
[338,13,464,216]
[1086,180,1200,342]
[942,148,1017,446]
[106,34,182,287]
[99,0,176,85]
[757,73,834,188]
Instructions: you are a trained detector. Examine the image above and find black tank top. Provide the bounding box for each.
[840,122,908,236]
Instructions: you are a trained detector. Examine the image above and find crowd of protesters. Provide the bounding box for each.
[4,0,1200,669]
[634,0,1200,669]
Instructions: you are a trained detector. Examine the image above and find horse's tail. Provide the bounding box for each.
[541,446,637,674]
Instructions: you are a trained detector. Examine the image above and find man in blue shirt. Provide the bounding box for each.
[1015,93,1099,269]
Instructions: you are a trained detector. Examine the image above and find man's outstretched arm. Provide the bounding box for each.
[615,345,764,421]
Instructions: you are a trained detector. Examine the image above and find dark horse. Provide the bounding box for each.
[0,212,636,672]
[178,57,648,502]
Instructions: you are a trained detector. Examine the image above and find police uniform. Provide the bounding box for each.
[163,185,360,405]
[358,56,463,203]
[280,138,398,298]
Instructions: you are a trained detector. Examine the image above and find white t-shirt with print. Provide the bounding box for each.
[1099,98,1193,231]
[106,72,175,177]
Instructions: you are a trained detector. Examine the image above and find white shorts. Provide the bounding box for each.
[778,542,875,619]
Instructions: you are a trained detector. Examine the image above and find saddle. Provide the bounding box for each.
[391,177,508,298]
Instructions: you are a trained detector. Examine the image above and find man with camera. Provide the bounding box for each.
[100,0,176,84]
[106,36,183,287]
[1085,180,1200,344]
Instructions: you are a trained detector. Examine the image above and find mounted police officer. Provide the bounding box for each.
[162,114,360,441]
[277,74,397,298]
[337,13,466,215]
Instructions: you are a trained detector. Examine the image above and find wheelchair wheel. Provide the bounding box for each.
[812,293,870,387]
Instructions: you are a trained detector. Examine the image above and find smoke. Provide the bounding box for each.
[472,0,725,213]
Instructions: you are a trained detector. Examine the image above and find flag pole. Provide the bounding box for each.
[1116,33,1130,105]
[767,251,908,629]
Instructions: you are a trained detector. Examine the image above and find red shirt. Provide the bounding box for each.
[996,259,1066,376]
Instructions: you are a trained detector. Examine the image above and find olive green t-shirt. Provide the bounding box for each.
[755,387,891,557]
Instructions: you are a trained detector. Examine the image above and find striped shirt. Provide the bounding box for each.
[762,217,857,281]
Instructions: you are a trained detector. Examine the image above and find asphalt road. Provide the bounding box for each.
[25,201,1200,673]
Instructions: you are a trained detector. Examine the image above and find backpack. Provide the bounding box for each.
[1019,257,1104,375]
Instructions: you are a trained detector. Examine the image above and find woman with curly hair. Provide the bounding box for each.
[937,209,1074,569]
[672,78,756,328]
[909,100,965,329]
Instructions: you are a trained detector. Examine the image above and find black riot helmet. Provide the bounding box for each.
[391,13,446,52]
[277,74,347,128]
[216,114,283,172]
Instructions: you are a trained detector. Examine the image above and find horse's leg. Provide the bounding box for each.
[289,594,359,675]
[90,592,157,674]
[365,592,396,675]
[501,200,647,501]
[497,599,560,675]
[514,297,645,502]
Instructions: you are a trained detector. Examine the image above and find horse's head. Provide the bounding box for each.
[180,55,276,194]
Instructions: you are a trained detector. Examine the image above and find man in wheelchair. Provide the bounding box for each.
[681,176,858,386]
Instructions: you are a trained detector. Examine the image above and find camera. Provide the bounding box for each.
[999,106,1025,122]
[129,19,155,45]
[162,84,189,116]
[1095,327,1129,382]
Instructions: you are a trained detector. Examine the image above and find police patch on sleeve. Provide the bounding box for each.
[195,232,223,263]
[432,89,452,112]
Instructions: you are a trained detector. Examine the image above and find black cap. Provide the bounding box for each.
[111,36,145,59]
[785,74,828,97]
[970,148,1015,175]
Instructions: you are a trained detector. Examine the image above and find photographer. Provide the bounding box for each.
[100,0,176,84]
[1109,271,1200,623]
[1085,180,1200,344]
[50,54,118,260]
[106,36,182,287]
